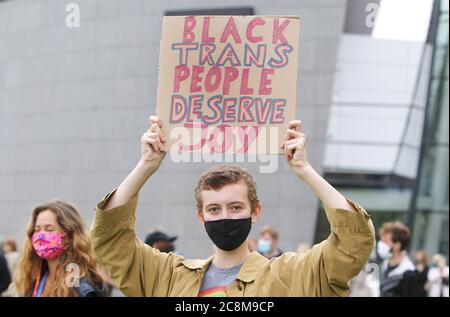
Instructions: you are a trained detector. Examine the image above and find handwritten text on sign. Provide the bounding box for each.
[156,16,300,154]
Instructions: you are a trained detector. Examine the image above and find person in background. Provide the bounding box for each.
[0,252,11,296]
[144,230,177,254]
[411,250,430,297]
[428,254,449,297]
[2,239,20,278]
[13,200,107,297]
[257,225,283,259]
[377,221,415,297]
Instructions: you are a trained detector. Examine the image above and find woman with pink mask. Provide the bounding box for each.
[12,200,108,297]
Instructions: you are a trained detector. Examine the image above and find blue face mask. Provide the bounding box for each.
[257,238,272,254]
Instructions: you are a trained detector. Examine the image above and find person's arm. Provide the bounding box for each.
[277,120,375,296]
[91,116,182,297]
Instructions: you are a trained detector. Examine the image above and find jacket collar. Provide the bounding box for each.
[181,251,268,283]
[383,255,415,277]
[236,251,268,282]
[181,255,214,271]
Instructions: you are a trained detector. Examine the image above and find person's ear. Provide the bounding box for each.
[196,210,204,224]
[251,203,262,223]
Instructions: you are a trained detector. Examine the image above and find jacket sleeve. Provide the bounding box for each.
[90,189,183,297]
[271,198,375,296]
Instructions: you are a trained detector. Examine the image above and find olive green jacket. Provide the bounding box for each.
[91,189,375,297]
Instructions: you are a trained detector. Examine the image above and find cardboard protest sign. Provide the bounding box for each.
[156,16,299,155]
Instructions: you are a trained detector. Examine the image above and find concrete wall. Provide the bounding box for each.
[0,0,346,258]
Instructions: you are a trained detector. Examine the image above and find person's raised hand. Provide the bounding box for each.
[281,120,310,176]
[140,115,167,168]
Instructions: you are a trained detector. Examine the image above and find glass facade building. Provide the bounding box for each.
[316,0,449,259]
[410,0,449,257]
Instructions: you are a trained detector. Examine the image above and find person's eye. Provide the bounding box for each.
[231,206,243,212]
[208,207,219,213]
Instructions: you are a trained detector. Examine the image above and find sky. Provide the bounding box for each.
[372,0,434,42]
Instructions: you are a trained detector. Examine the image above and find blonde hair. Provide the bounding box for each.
[15,200,106,297]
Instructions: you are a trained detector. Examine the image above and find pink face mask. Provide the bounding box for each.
[32,231,68,260]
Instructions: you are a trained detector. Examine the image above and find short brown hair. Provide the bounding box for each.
[260,225,279,240]
[3,239,17,252]
[380,221,410,251]
[195,165,259,212]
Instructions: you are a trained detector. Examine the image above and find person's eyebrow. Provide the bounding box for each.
[228,201,246,206]
[35,223,52,228]
[205,203,220,209]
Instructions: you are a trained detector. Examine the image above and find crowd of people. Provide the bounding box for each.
[375,221,448,297]
[0,218,447,297]
[2,218,447,297]
[0,115,447,297]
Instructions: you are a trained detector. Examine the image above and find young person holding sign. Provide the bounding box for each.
[90,115,375,297]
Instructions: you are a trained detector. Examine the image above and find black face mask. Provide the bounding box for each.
[204,218,252,251]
